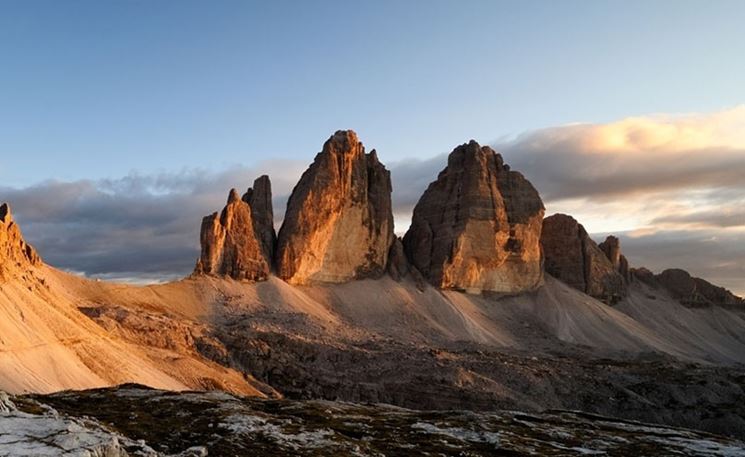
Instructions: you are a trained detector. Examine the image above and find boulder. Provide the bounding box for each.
[275,130,395,284]
[541,214,626,304]
[402,140,544,294]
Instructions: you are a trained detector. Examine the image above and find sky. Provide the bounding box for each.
[1,1,744,295]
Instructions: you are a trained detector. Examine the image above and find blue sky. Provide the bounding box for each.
[2,0,745,186]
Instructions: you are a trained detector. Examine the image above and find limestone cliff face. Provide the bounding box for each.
[541,214,626,304]
[195,177,276,281]
[275,130,395,284]
[0,203,41,280]
[402,141,544,294]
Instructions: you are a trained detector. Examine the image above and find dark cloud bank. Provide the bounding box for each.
[3,111,744,294]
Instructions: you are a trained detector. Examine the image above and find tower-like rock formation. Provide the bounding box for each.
[599,235,631,283]
[402,140,544,294]
[242,175,276,262]
[194,176,276,281]
[541,214,626,304]
[0,203,41,281]
[275,130,395,284]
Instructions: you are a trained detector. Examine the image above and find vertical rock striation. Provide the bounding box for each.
[0,203,41,280]
[402,140,545,294]
[541,214,626,304]
[243,175,276,262]
[275,130,395,284]
[194,176,276,281]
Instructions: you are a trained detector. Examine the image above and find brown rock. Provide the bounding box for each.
[656,268,744,307]
[275,130,395,284]
[0,203,41,280]
[630,267,657,286]
[599,235,631,283]
[242,175,276,262]
[386,238,409,282]
[402,140,544,294]
[194,185,273,281]
[541,214,626,304]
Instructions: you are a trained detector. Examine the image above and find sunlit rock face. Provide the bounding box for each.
[403,141,544,294]
[195,176,276,281]
[541,214,626,304]
[0,203,41,281]
[275,130,394,285]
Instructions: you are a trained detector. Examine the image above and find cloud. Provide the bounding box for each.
[2,106,744,295]
[597,229,745,297]
[497,106,745,202]
[0,161,307,281]
[387,106,745,294]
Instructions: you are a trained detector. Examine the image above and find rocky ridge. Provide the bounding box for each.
[649,268,744,308]
[0,203,40,281]
[541,214,627,304]
[403,140,545,294]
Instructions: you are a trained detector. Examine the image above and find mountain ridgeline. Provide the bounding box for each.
[195,130,547,294]
[2,130,745,445]
[192,129,743,305]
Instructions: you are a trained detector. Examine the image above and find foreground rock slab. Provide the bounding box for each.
[403,141,544,294]
[11,386,744,457]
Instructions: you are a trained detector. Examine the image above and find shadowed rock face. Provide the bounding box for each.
[194,178,276,281]
[242,175,276,262]
[541,214,626,304]
[599,236,631,283]
[656,268,744,307]
[275,130,394,285]
[402,141,544,294]
[0,203,40,280]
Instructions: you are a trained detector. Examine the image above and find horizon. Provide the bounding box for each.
[1,1,743,294]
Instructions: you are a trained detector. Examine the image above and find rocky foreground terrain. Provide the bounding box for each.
[2,385,744,456]
[2,131,745,454]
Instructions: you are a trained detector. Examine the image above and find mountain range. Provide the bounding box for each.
[1,130,744,447]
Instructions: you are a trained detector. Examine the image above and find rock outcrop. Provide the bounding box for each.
[275,130,394,284]
[402,140,544,294]
[194,177,276,281]
[599,236,631,283]
[655,268,744,307]
[0,203,41,280]
[541,214,626,304]
[242,175,276,261]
